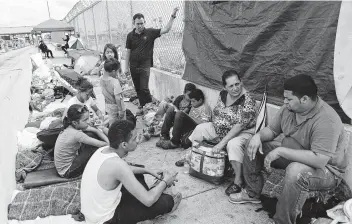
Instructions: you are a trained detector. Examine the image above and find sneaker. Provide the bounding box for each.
[228,189,261,204]
[225,182,242,196]
[158,140,178,150]
[171,192,182,212]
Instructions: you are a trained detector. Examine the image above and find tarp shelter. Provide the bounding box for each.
[182,1,351,123]
[68,37,85,49]
[32,19,74,32]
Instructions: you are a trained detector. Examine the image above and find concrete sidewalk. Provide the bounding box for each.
[44,45,271,223]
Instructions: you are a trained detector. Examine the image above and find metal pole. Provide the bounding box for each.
[91,7,99,50]
[105,0,112,43]
[82,12,89,46]
[46,0,51,18]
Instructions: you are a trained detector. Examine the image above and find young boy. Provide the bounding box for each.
[100,58,126,126]
[81,120,182,224]
[157,89,212,149]
[156,83,196,144]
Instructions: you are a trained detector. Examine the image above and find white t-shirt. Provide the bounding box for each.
[66,96,98,120]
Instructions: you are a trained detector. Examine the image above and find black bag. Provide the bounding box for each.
[256,195,339,224]
[37,127,63,148]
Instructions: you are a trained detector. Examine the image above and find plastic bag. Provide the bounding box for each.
[144,111,156,126]
[40,117,59,130]
[17,128,42,151]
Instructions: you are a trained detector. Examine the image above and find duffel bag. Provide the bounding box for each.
[36,127,63,148]
[189,141,226,185]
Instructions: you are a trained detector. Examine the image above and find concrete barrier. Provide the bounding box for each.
[0,48,33,223]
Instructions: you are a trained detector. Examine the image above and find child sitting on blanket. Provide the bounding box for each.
[100,58,127,126]
[54,104,110,178]
[156,89,212,150]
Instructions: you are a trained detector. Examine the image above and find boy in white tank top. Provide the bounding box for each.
[81,120,182,224]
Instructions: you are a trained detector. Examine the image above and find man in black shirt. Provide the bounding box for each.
[125,7,179,115]
[38,40,54,58]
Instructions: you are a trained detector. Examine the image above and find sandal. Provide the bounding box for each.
[225,182,242,196]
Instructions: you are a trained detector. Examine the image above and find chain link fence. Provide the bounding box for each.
[64,0,185,75]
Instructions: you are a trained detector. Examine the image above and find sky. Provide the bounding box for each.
[0,0,79,27]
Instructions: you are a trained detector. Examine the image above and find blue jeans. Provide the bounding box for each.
[243,140,339,224]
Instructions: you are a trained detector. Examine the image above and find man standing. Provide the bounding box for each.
[125,7,180,115]
[229,74,347,224]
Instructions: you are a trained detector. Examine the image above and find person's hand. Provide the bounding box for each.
[118,111,125,120]
[163,171,178,188]
[172,7,180,17]
[148,169,163,180]
[212,143,225,154]
[247,134,263,161]
[264,147,282,173]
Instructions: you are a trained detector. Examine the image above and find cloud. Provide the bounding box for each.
[0,0,79,27]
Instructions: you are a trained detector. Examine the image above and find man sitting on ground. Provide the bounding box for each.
[157,89,212,149]
[230,75,346,224]
[81,120,182,224]
[184,70,257,196]
[38,40,54,58]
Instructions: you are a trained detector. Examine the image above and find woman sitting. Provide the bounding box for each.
[157,89,212,149]
[66,77,104,123]
[55,104,109,178]
[182,70,257,196]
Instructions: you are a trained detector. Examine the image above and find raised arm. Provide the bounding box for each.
[160,7,179,35]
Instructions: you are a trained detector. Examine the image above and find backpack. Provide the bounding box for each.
[256,195,341,224]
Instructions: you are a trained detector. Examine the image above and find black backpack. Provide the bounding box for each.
[256,195,340,224]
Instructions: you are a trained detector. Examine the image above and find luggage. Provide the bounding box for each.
[189,141,226,185]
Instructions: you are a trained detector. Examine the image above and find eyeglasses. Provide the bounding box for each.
[77,105,88,113]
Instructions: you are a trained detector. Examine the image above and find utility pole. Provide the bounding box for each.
[46,0,51,19]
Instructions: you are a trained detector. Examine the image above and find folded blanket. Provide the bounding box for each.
[8,180,81,221]
[15,148,55,183]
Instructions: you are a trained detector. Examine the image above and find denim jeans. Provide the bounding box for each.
[242,140,339,224]
[63,132,99,178]
[160,107,176,138]
[170,111,197,145]
[130,66,152,107]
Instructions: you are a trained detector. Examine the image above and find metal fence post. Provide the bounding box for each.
[82,12,88,46]
[91,7,99,50]
[105,0,112,43]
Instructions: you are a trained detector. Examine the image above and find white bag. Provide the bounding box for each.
[17,128,42,151]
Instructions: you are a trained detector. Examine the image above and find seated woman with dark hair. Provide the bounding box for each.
[157,89,212,149]
[66,77,104,122]
[183,70,257,196]
[55,104,109,178]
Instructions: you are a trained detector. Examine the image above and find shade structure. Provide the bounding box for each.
[32,19,74,32]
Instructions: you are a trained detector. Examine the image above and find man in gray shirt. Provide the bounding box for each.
[229,74,346,224]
